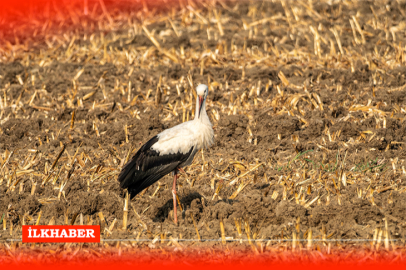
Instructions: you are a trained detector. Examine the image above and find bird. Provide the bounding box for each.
[118,84,214,224]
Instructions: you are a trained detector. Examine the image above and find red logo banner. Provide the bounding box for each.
[22,225,100,243]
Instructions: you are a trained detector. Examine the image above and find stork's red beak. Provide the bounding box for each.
[198,96,204,118]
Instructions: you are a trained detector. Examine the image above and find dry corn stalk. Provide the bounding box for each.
[228,163,262,186]
[220,218,226,244]
[234,218,242,244]
[190,213,200,242]
[122,191,129,230]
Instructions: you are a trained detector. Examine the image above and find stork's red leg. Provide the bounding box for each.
[177,167,187,175]
[172,170,178,224]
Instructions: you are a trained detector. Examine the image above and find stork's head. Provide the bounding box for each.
[196,84,208,118]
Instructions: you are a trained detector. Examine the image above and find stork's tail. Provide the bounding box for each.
[117,160,145,199]
[117,157,138,189]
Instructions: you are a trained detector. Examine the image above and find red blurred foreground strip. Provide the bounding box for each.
[2,260,406,270]
[22,225,100,242]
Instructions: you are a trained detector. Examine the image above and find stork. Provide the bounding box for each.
[118,84,214,224]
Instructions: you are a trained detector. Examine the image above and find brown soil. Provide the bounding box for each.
[0,0,406,251]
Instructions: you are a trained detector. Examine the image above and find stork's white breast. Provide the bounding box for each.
[151,120,214,155]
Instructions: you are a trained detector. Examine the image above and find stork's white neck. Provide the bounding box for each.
[194,96,211,125]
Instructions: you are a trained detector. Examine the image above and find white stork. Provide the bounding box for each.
[118,84,214,224]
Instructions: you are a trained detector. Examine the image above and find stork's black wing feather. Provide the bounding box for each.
[117,135,193,198]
